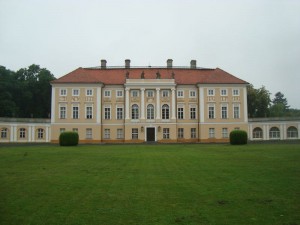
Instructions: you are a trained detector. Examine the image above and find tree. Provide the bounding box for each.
[247,84,271,118]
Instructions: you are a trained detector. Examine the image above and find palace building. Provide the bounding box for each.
[0,59,299,143]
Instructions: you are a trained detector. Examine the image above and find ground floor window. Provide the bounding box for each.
[1,128,8,138]
[132,128,138,139]
[86,128,92,139]
[269,127,280,139]
[37,128,44,139]
[253,127,263,139]
[178,128,184,139]
[191,128,196,139]
[117,129,124,139]
[104,129,110,139]
[287,126,298,138]
[60,128,65,133]
[73,128,78,133]
[222,128,228,138]
[209,128,215,138]
[163,128,170,139]
[19,128,26,138]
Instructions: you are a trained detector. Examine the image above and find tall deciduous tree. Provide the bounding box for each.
[247,85,271,118]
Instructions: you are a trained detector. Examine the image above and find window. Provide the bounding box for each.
[72,128,78,133]
[86,106,93,119]
[131,90,139,97]
[162,90,169,97]
[177,107,184,119]
[60,106,66,119]
[72,106,79,119]
[177,90,184,98]
[191,128,196,139]
[209,128,215,138]
[86,128,92,139]
[132,128,138,139]
[37,128,44,139]
[287,126,298,138]
[132,104,139,119]
[178,128,184,139]
[60,128,65,133]
[1,128,8,138]
[104,129,110,139]
[234,105,240,119]
[190,107,196,119]
[117,107,123,120]
[73,89,79,96]
[104,107,111,120]
[221,106,228,119]
[116,90,123,97]
[253,127,263,139]
[147,104,154,120]
[221,89,227,96]
[222,128,228,138]
[208,106,215,119]
[117,129,124,139]
[147,90,154,97]
[60,89,67,96]
[269,127,280,139]
[19,128,26,138]
[189,90,196,97]
[86,89,93,96]
[208,89,214,96]
[162,104,169,120]
[104,90,111,97]
[163,128,170,139]
[233,89,239,96]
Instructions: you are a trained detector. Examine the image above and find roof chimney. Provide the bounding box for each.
[125,59,131,69]
[101,59,107,69]
[190,60,197,69]
[167,59,173,68]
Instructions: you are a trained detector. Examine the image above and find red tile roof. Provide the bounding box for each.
[51,67,248,85]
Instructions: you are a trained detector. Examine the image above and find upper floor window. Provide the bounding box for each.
[234,105,240,119]
[162,104,170,120]
[233,89,239,96]
[86,106,93,119]
[189,90,196,98]
[190,107,196,119]
[147,104,154,120]
[177,107,184,119]
[116,90,123,97]
[221,89,227,96]
[73,89,79,96]
[131,90,139,97]
[208,89,215,96]
[132,104,139,119]
[221,106,228,119]
[86,89,93,96]
[104,107,111,120]
[72,106,79,119]
[162,90,169,97]
[208,106,215,119]
[147,90,154,97]
[117,107,123,120]
[60,106,66,119]
[104,90,111,97]
[177,90,184,98]
[60,89,67,96]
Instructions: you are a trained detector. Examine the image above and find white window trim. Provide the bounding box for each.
[220,89,228,96]
[60,89,67,96]
[59,104,67,119]
[72,104,80,119]
[131,90,139,97]
[177,105,185,120]
[208,104,215,119]
[85,105,93,119]
[177,90,184,98]
[233,89,240,96]
[221,104,228,119]
[116,90,123,97]
[117,129,124,139]
[189,90,196,98]
[189,105,197,120]
[104,90,111,97]
[72,89,80,96]
[207,89,215,96]
[233,104,240,119]
[146,104,155,120]
[104,105,111,120]
[147,90,154,98]
[162,90,169,97]
[116,106,124,120]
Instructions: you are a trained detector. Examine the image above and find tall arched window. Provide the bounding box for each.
[287,126,298,138]
[147,104,154,120]
[162,104,169,120]
[131,104,139,119]
[253,127,263,139]
[269,127,280,139]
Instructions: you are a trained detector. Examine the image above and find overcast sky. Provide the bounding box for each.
[1,0,300,108]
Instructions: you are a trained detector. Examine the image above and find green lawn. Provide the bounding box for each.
[0,143,299,225]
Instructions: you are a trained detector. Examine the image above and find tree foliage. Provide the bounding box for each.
[0,65,56,118]
[247,85,271,118]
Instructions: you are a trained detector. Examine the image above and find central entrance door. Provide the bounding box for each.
[146,128,155,142]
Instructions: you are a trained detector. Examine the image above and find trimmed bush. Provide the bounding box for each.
[59,131,79,146]
[230,130,248,145]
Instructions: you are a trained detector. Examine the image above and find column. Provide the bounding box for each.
[280,124,284,140]
[283,124,287,140]
[51,87,56,123]
[171,88,176,119]
[28,126,32,142]
[46,126,49,142]
[298,123,300,139]
[156,88,160,119]
[141,88,145,119]
[263,124,267,140]
[96,86,102,124]
[249,124,253,140]
[31,126,35,142]
[199,87,204,123]
[266,124,269,140]
[125,88,130,119]
[243,86,248,122]
[10,125,14,142]
[13,126,17,142]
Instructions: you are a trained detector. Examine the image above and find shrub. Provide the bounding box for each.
[230,130,248,145]
[59,131,79,146]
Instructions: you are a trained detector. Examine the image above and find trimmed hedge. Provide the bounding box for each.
[230,130,248,145]
[59,131,79,146]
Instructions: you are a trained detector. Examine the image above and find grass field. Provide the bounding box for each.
[0,143,299,225]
